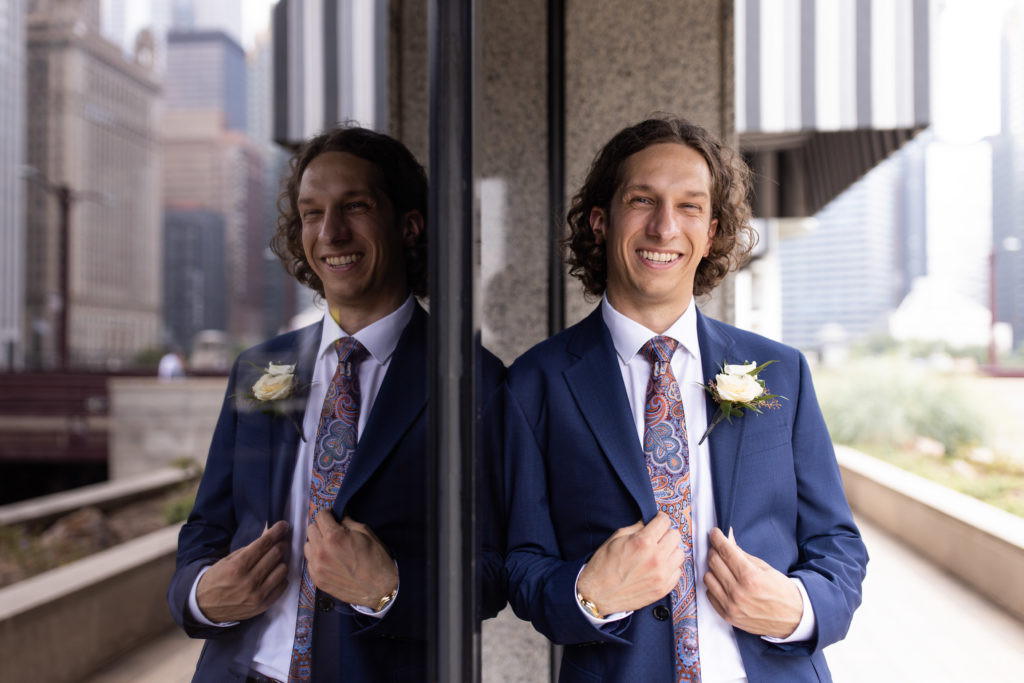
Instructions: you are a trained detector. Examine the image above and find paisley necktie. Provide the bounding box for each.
[288,337,367,682]
[640,336,701,683]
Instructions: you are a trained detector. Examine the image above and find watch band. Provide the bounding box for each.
[374,587,398,613]
[577,592,602,619]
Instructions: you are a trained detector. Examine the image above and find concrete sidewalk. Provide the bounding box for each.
[87,516,1024,682]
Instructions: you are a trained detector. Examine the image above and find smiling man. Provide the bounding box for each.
[503,118,867,682]
[168,126,504,682]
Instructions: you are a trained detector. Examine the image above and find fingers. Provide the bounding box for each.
[608,518,645,540]
[237,520,290,568]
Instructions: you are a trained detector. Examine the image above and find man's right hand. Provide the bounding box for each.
[195,520,291,623]
[575,511,683,617]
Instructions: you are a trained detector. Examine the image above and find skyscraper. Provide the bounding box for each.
[991,2,1024,350]
[25,0,161,369]
[0,0,26,370]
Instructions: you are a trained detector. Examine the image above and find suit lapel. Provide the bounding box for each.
[564,308,659,522]
[333,305,428,513]
[696,311,743,533]
[267,321,322,522]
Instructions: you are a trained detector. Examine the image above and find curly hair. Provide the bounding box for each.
[564,117,755,298]
[270,125,429,298]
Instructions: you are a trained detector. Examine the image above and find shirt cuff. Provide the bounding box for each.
[761,576,816,643]
[188,565,240,628]
[351,563,400,619]
[574,564,632,627]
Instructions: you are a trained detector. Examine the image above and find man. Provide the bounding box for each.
[168,126,504,682]
[503,118,867,682]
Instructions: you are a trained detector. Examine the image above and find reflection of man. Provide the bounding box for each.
[168,126,503,682]
[504,118,867,682]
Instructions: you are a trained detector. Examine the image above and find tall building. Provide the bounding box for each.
[779,151,907,350]
[163,208,226,351]
[25,0,162,369]
[165,29,247,132]
[162,27,268,348]
[0,0,26,370]
[991,2,1024,350]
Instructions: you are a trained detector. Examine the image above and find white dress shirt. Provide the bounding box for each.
[574,296,815,683]
[188,295,415,681]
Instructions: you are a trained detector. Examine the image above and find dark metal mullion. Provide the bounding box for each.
[547,0,566,679]
[427,0,478,682]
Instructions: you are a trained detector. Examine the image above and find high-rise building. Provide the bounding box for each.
[162,26,268,348]
[162,208,227,351]
[991,2,1024,350]
[779,152,906,350]
[25,0,162,369]
[165,29,247,132]
[0,0,26,370]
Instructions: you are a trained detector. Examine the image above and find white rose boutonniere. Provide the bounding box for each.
[236,361,306,440]
[252,362,296,401]
[698,360,784,445]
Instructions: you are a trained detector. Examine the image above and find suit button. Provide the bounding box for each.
[653,605,670,621]
[316,595,335,612]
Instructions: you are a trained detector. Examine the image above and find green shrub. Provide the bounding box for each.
[815,357,986,455]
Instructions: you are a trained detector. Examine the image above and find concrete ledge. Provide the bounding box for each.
[0,466,198,528]
[837,445,1024,622]
[0,525,182,683]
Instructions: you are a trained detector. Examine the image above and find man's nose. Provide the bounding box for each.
[647,202,680,239]
[320,209,351,241]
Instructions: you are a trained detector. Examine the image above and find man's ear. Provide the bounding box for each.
[704,217,719,257]
[589,207,607,244]
[401,210,424,246]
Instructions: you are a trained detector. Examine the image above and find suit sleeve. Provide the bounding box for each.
[167,358,245,639]
[774,351,868,654]
[502,384,632,646]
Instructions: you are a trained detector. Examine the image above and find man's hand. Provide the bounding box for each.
[576,511,684,617]
[195,520,290,623]
[305,514,399,610]
[704,527,803,638]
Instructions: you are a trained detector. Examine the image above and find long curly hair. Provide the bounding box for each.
[271,125,429,298]
[565,117,755,298]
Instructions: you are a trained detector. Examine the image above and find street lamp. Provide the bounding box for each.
[988,235,1022,368]
[21,166,112,370]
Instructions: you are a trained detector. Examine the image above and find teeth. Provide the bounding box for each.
[325,254,361,266]
[639,250,678,263]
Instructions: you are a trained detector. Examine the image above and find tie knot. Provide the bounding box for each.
[335,337,368,365]
[641,336,678,364]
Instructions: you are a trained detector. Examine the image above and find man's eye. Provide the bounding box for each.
[302,210,322,220]
[630,196,653,206]
[346,201,370,211]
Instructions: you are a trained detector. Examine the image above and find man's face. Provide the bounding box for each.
[298,151,420,325]
[590,142,718,327]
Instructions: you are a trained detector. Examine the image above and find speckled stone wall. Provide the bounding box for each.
[564,0,735,326]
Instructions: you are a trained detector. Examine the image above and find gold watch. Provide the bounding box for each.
[577,592,602,619]
[374,587,398,613]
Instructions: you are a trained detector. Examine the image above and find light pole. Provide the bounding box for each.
[988,235,1022,368]
[22,166,111,370]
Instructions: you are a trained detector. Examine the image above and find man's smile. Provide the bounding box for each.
[323,253,363,268]
[637,249,681,265]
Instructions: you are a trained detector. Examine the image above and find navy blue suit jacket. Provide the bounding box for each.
[503,307,867,683]
[168,305,506,682]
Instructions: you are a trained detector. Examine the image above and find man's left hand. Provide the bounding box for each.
[704,527,803,638]
[305,513,399,611]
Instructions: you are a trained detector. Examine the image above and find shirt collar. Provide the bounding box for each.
[601,295,699,365]
[316,295,416,365]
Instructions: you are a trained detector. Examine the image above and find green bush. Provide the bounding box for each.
[815,357,986,456]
